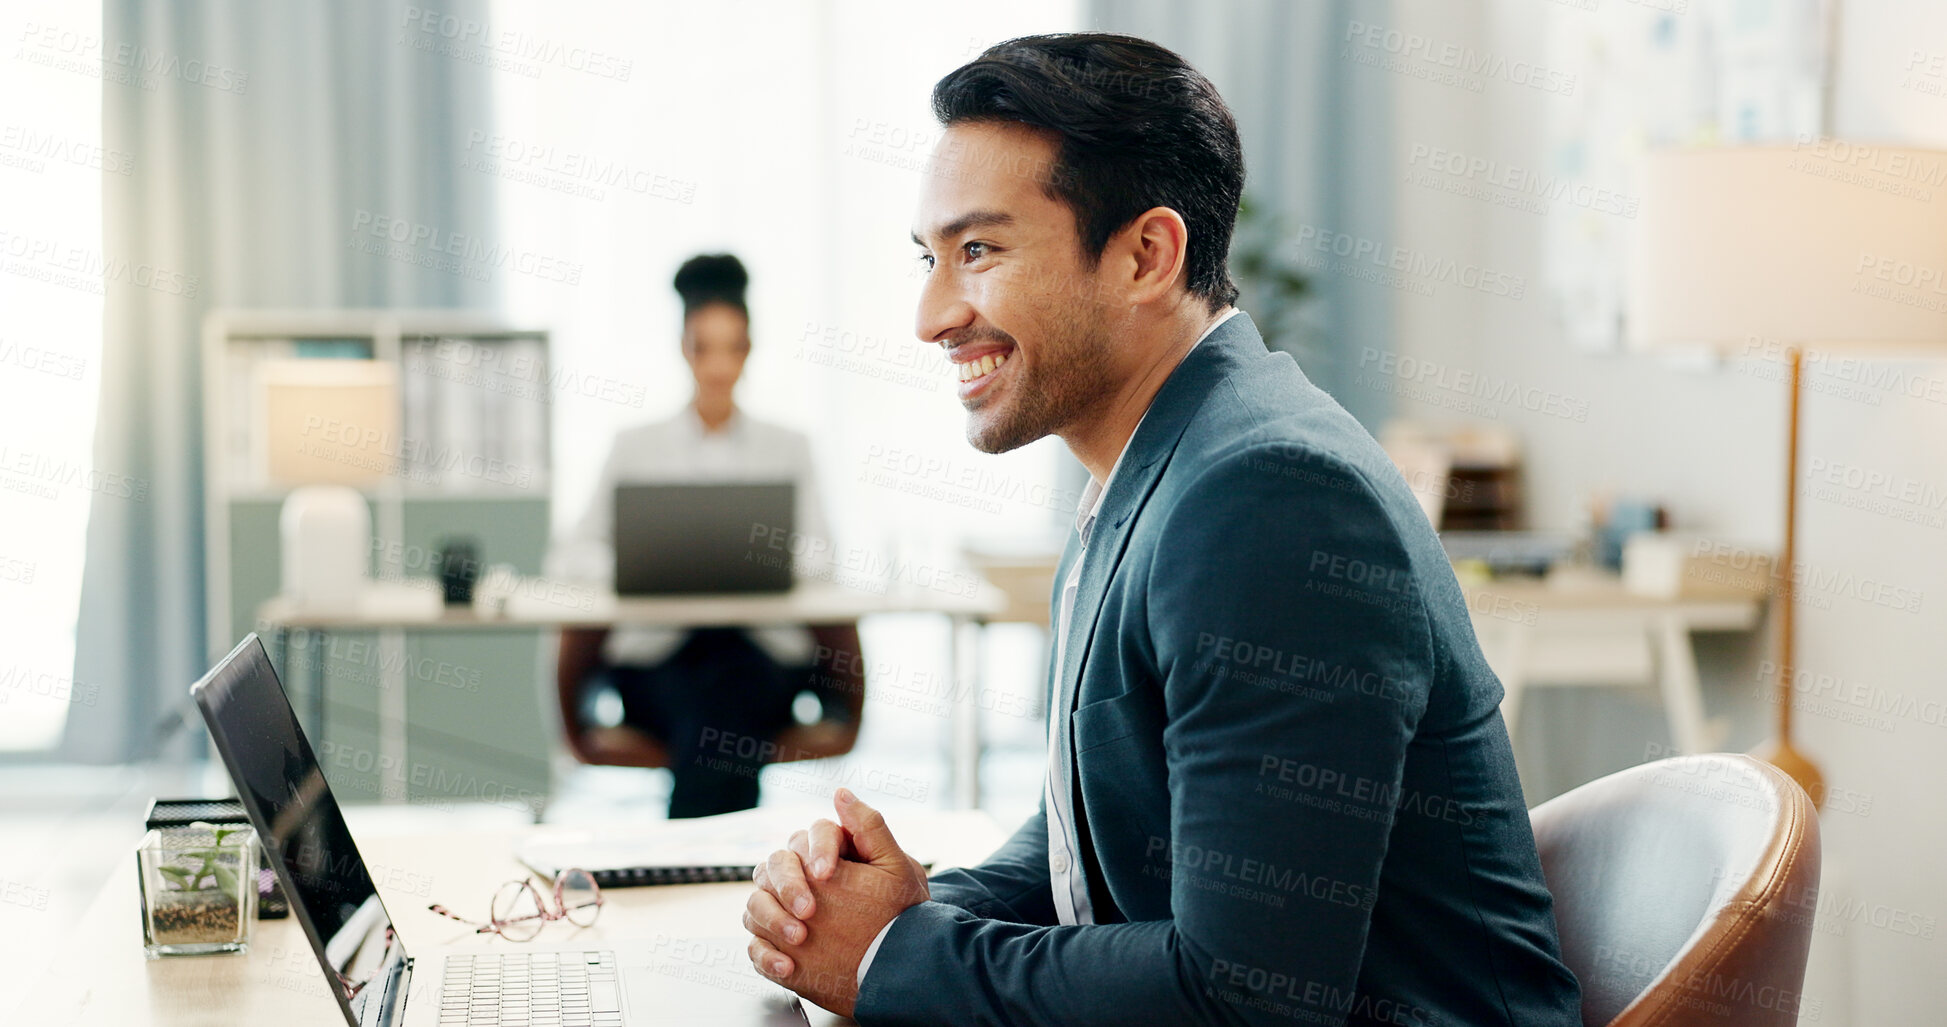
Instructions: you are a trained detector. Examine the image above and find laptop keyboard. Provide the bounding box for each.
[440,950,622,1026]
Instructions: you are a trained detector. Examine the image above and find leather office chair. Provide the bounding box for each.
[554,623,866,769]
[1530,754,1821,1027]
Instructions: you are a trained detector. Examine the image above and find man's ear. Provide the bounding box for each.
[1115,206,1192,306]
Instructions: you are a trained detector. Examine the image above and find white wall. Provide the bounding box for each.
[1387,1,1947,1022]
[1794,1,1947,1021]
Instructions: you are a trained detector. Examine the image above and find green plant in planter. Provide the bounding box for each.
[155,824,246,895]
[143,823,254,951]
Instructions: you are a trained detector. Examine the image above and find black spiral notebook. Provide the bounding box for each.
[557,864,755,887]
[515,804,950,888]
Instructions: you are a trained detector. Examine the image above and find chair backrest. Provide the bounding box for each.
[553,625,867,771]
[1530,754,1821,1027]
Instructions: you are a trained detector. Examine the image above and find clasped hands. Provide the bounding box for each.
[743,788,930,1017]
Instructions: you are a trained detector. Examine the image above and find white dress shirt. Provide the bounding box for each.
[857,307,1240,983]
[550,405,832,666]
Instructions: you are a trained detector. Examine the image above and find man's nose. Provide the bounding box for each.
[915,269,974,346]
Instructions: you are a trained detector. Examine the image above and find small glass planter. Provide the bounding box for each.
[137,823,258,957]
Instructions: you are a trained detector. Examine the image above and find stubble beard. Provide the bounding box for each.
[965,307,1115,455]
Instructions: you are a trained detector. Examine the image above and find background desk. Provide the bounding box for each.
[257,581,1007,811]
[18,808,1005,1026]
[1462,575,1764,755]
[940,551,1765,762]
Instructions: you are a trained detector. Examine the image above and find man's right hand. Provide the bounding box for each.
[745,812,860,947]
[750,791,929,921]
[743,790,931,1015]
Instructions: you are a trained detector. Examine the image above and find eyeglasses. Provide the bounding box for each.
[429,868,604,942]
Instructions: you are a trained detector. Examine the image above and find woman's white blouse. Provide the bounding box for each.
[552,405,831,667]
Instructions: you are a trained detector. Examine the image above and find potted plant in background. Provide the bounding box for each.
[137,822,258,957]
[1228,193,1314,355]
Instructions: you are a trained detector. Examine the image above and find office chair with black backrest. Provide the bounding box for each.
[1530,754,1822,1027]
[554,623,866,771]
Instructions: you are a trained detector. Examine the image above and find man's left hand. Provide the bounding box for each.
[744,788,930,1017]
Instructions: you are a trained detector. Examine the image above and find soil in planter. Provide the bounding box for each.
[152,891,241,945]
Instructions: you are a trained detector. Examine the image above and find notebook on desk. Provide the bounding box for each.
[517,803,953,887]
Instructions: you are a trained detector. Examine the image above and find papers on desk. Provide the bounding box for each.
[517,803,978,887]
[272,579,444,620]
[354,579,444,618]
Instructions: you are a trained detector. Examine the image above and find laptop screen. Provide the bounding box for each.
[192,635,406,1025]
[612,481,796,595]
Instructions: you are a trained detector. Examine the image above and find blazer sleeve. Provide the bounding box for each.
[854,443,1435,1027]
[914,798,1056,925]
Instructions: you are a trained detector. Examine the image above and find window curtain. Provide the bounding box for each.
[1086,0,1397,427]
[67,0,498,762]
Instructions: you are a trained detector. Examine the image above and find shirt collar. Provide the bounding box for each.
[1074,307,1240,545]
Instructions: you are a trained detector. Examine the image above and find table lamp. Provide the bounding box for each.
[260,358,398,611]
[1629,143,1947,807]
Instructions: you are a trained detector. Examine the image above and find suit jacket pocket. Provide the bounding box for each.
[1073,685,1161,754]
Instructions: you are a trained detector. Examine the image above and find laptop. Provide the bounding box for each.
[191,634,809,1027]
[613,482,795,596]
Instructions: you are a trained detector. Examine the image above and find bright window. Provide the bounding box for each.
[0,1,107,750]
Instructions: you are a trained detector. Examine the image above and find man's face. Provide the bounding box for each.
[911,121,1123,454]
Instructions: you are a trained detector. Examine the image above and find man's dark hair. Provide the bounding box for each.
[931,33,1244,313]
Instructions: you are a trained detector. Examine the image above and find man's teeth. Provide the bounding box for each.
[956,350,1010,382]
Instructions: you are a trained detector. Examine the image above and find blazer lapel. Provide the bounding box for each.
[1055,311,1267,714]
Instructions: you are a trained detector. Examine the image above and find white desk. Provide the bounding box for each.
[1462,575,1764,754]
[258,580,1007,633]
[17,810,1005,1026]
[257,581,1008,810]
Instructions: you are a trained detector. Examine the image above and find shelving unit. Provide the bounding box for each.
[201,310,556,807]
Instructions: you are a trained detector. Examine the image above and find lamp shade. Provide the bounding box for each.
[261,358,399,487]
[1629,143,1947,354]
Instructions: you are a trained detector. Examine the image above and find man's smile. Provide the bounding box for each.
[947,338,1017,401]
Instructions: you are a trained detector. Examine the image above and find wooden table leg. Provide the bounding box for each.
[948,615,983,810]
[1484,622,1533,739]
[1654,615,1711,755]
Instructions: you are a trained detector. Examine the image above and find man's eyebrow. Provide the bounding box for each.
[910,210,1014,248]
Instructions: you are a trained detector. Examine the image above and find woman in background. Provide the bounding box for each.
[555,254,863,818]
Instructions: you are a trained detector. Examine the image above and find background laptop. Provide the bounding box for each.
[191,634,808,1027]
[613,482,795,596]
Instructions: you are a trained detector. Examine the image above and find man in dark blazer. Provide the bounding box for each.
[743,33,1583,1026]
